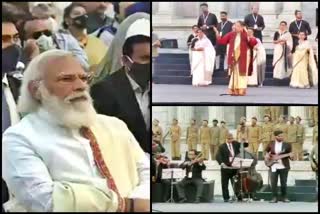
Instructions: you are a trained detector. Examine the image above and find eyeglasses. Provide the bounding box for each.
[2,33,20,43]
[32,30,52,40]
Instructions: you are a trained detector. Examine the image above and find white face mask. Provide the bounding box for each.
[36,35,55,52]
[48,17,59,32]
[104,3,115,19]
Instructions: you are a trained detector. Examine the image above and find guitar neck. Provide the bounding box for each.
[275,153,291,159]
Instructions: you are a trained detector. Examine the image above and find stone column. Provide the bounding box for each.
[246,107,261,124]
[288,106,308,124]
[177,107,194,137]
[208,106,225,125]
[207,2,225,15]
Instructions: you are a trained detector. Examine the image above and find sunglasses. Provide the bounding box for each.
[2,33,20,43]
[32,30,52,40]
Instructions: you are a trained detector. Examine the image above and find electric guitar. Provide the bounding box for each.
[264,152,293,167]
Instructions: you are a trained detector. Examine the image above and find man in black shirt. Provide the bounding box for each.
[289,10,312,53]
[244,5,265,42]
[215,11,233,71]
[197,3,218,46]
[176,150,206,203]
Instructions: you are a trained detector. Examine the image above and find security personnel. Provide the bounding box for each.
[287,116,299,160]
[186,119,199,151]
[210,119,220,160]
[169,119,182,160]
[273,115,288,141]
[200,120,211,160]
[248,117,261,155]
[219,121,229,145]
[261,115,273,154]
[152,119,163,143]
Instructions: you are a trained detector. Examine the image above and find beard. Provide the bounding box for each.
[39,84,97,129]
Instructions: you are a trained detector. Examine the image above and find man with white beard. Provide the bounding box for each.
[2,50,150,212]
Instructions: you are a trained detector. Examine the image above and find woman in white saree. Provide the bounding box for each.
[290,31,318,88]
[273,21,293,80]
[191,29,216,86]
[247,28,266,87]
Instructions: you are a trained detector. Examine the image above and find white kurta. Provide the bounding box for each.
[191,36,216,86]
[2,108,150,212]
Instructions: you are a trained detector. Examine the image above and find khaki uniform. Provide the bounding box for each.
[287,123,301,160]
[313,124,318,145]
[308,106,318,125]
[152,125,163,143]
[186,125,199,151]
[200,126,211,160]
[219,126,229,145]
[210,126,220,160]
[261,122,273,153]
[273,122,288,141]
[170,125,181,159]
[236,125,248,142]
[248,125,261,154]
[264,107,282,122]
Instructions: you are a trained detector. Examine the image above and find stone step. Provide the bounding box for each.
[295,179,317,186]
[255,192,317,202]
[153,75,290,86]
[258,185,317,194]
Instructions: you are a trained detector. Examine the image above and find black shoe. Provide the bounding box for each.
[224,199,229,202]
[194,198,200,203]
[269,198,278,203]
[178,198,187,203]
[281,198,290,203]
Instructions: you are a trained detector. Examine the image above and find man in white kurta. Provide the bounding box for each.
[2,50,150,212]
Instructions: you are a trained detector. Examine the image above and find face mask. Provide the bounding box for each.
[72,15,88,29]
[125,56,150,90]
[36,35,54,53]
[2,44,21,76]
[48,17,59,32]
[86,12,105,34]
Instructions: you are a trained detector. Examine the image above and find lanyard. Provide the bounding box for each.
[252,14,258,23]
[221,21,227,31]
[203,13,209,24]
[295,20,302,31]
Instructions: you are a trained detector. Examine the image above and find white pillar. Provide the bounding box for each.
[208,106,225,125]
[177,107,194,138]
[156,2,175,15]
[246,107,261,124]
[289,106,308,124]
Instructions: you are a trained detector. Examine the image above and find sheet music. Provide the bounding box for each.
[162,168,184,179]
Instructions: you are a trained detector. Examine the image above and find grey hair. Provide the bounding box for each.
[17,49,73,114]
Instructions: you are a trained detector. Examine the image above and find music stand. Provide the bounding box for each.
[162,168,184,203]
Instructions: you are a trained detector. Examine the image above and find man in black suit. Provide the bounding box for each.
[289,10,312,53]
[90,21,150,153]
[176,150,206,203]
[265,130,293,203]
[244,5,265,42]
[215,11,233,71]
[216,133,240,202]
[197,3,218,46]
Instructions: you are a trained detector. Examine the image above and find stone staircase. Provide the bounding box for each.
[153,50,290,86]
[256,179,318,202]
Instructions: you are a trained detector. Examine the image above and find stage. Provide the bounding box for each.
[152,198,318,212]
[152,84,318,104]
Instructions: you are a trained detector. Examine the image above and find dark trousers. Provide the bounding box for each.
[156,179,171,202]
[270,168,289,198]
[2,179,9,212]
[176,178,204,200]
[221,168,238,200]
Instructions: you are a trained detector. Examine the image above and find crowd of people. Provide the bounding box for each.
[2,2,150,212]
[153,3,318,95]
